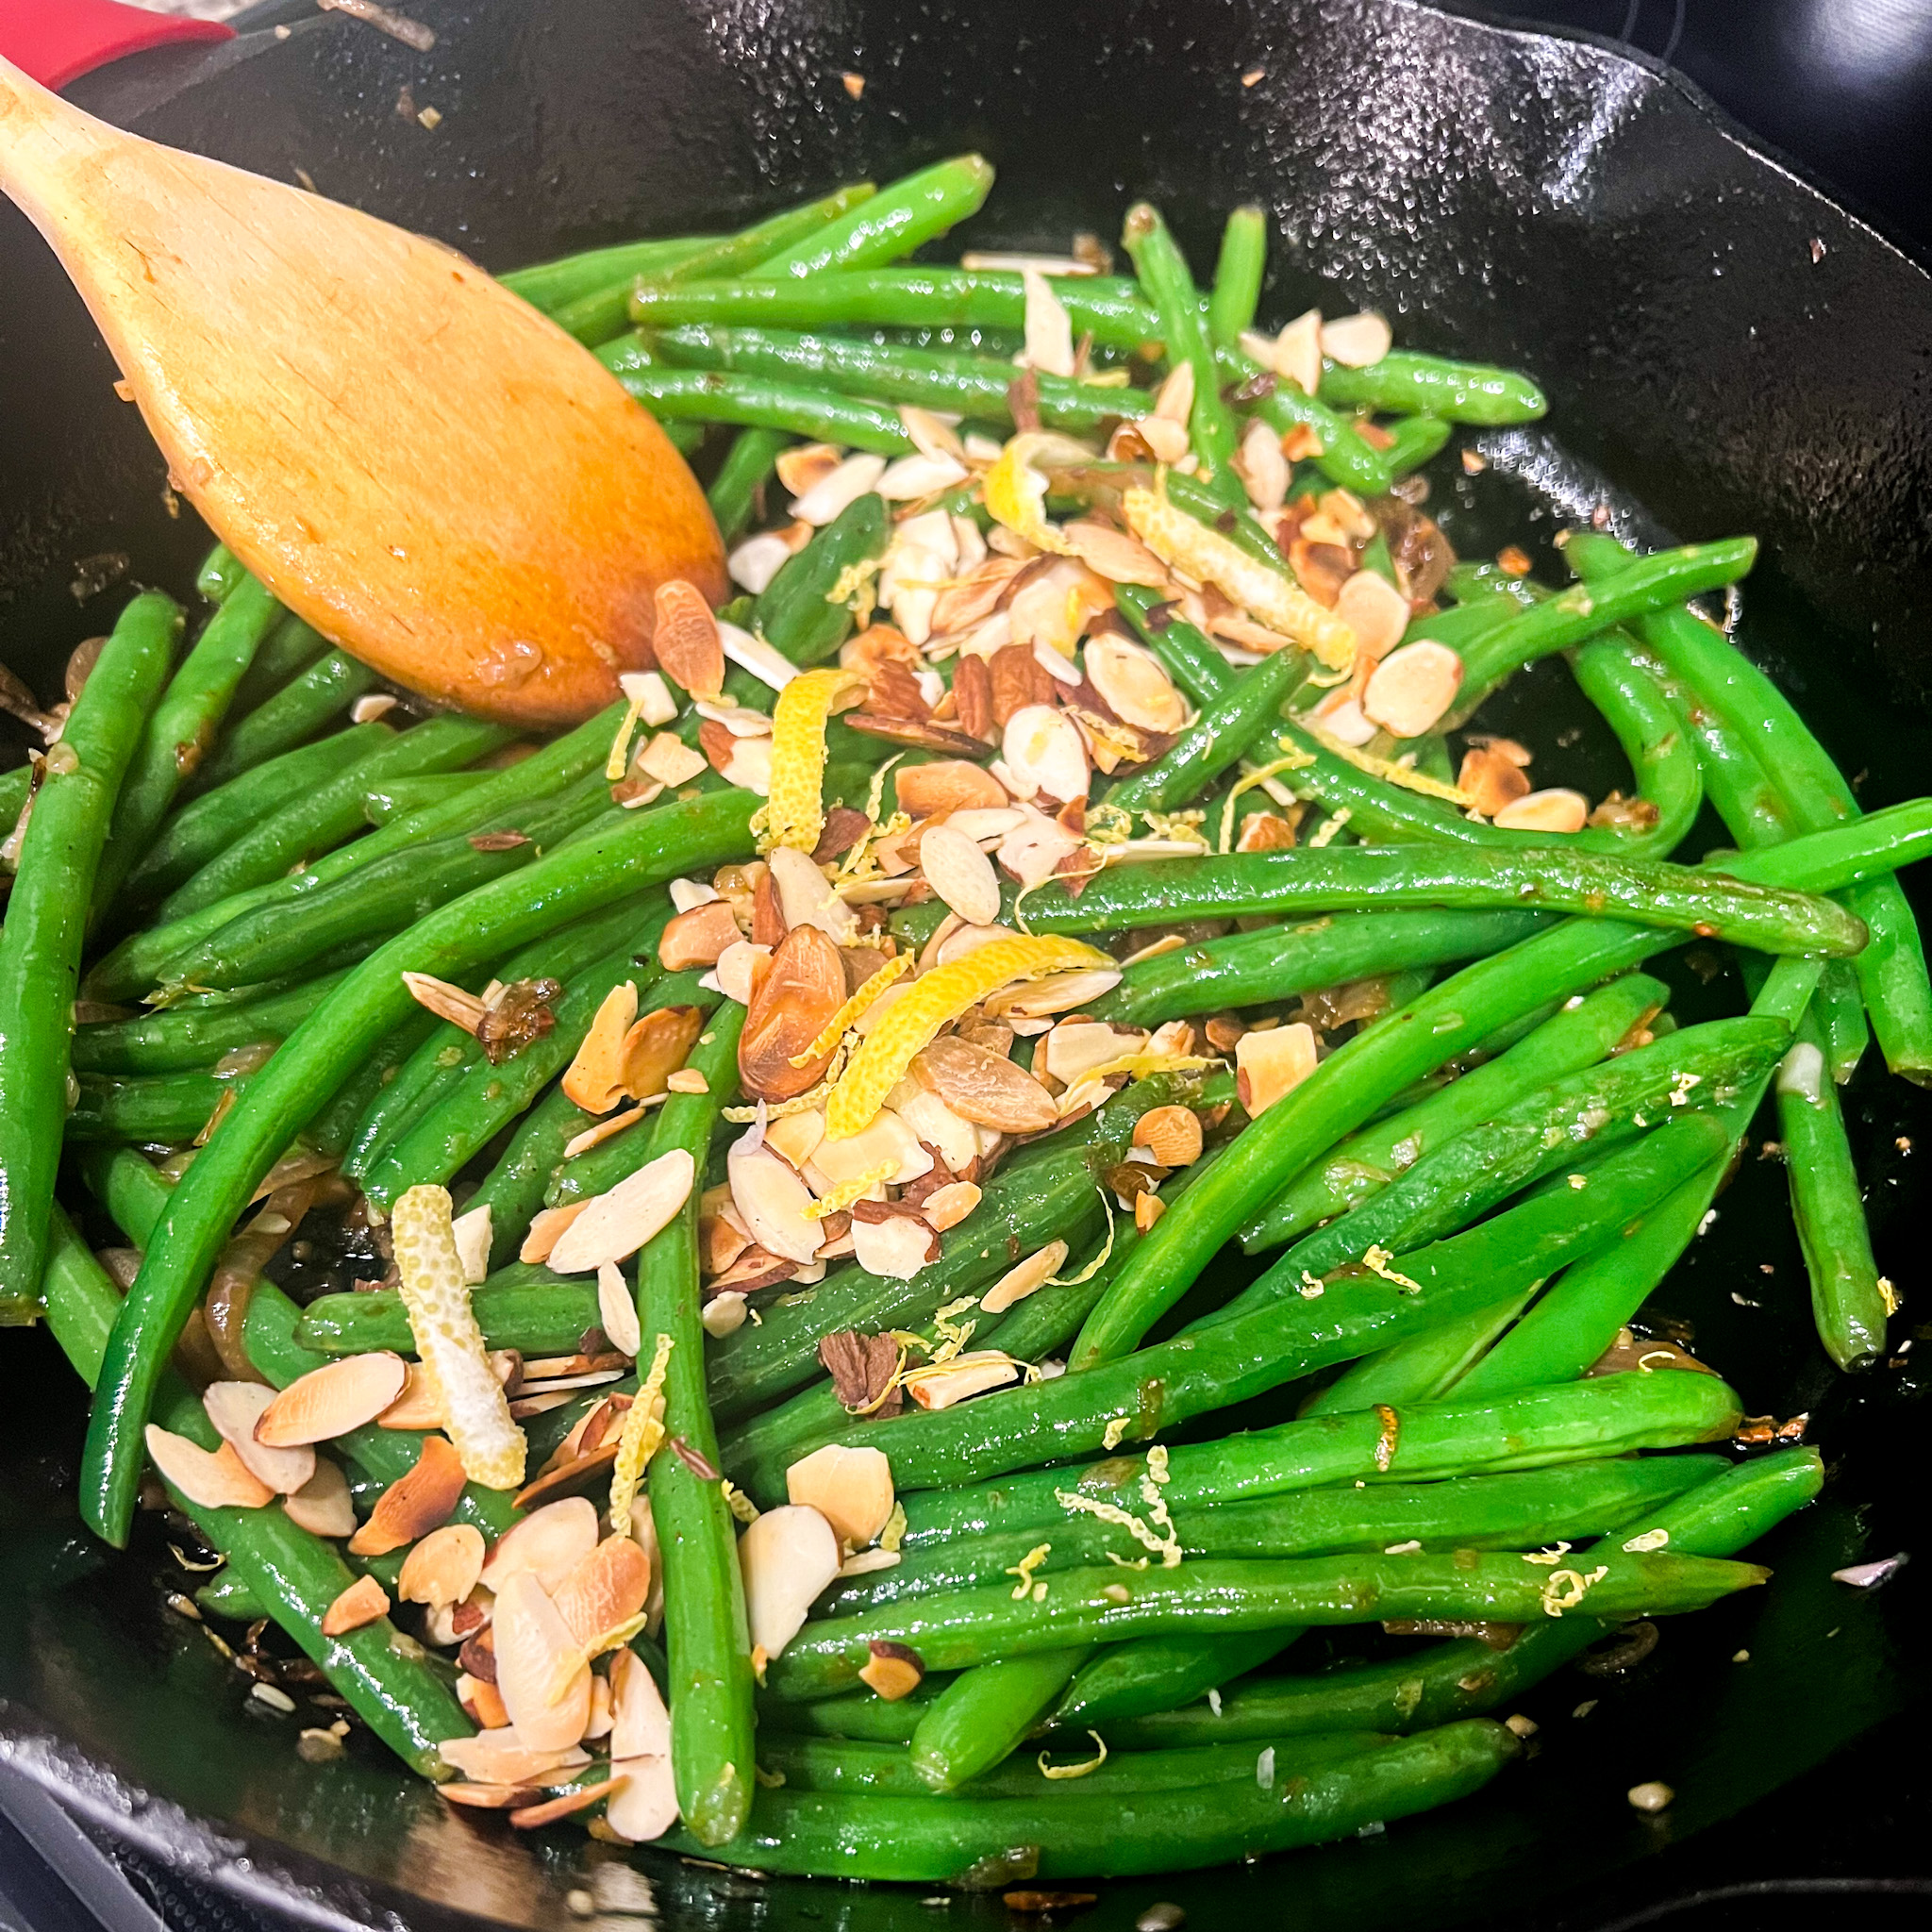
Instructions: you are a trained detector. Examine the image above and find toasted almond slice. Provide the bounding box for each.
[520,1200,590,1265]
[1038,1018,1147,1087]
[1493,788,1591,834]
[652,580,725,701]
[919,822,1003,926]
[617,1004,703,1104]
[399,1523,488,1607]
[1000,703,1091,804]
[728,531,794,596]
[608,1645,671,1762]
[763,1108,827,1172]
[544,1148,696,1275]
[621,668,678,726]
[1137,412,1191,464]
[598,1261,641,1358]
[891,1084,982,1173]
[996,810,1085,889]
[562,980,641,1114]
[438,1725,591,1787]
[1360,638,1460,739]
[1332,569,1415,667]
[401,971,487,1034]
[1458,744,1534,817]
[902,1349,1021,1408]
[1008,558,1114,658]
[1272,308,1324,395]
[1135,1191,1167,1233]
[740,1504,841,1658]
[1235,414,1291,513]
[729,1135,830,1265]
[582,1668,615,1740]
[740,922,846,1103]
[1236,1020,1320,1116]
[791,452,886,525]
[348,1433,468,1557]
[701,1292,749,1338]
[980,1241,1068,1315]
[508,1774,627,1830]
[257,1352,408,1447]
[911,1034,1058,1134]
[605,1755,680,1844]
[775,442,842,497]
[1236,809,1299,852]
[858,1640,924,1700]
[636,732,708,789]
[1085,636,1187,733]
[456,1669,511,1728]
[920,1179,982,1233]
[659,901,742,973]
[452,1204,492,1286]
[767,843,859,943]
[320,1574,391,1636]
[282,1456,358,1538]
[984,967,1121,1019]
[552,1534,651,1652]
[786,1443,895,1547]
[893,759,1008,818]
[481,1495,600,1594]
[877,452,970,499]
[1153,359,1195,423]
[492,1570,593,1753]
[203,1381,315,1495]
[1321,310,1392,367]
[1059,520,1169,588]
[850,1210,939,1280]
[1134,1105,1204,1167]
[713,938,771,1007]
[1020,266,1075,377]
[145,1424,275,1511]
[807,1107,929,1189]
[666,1068,708,1094]
[562,1104,648,1162]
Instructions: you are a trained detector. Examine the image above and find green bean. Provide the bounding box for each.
[1379,415,1452,475]
[1052,1631,1301,1733]
[629,267,1161,350]
[752,156,993,281]
[650,324,1153,435]
[766,1545,1760,1700]
[751,491,891,665]
[362,772,490,826]
[125,725,391,904]
[552,188,876,343]
[225,614,329,721]
[80,785,759,1546]
[602,354,916,454]
[158,715,509,920]
[1243,974,1667,1250]
[1091,909,1550,1028]
[68,1067,247,1143]
[1106,641,1310,819]
[1774,1007,1890,1369]
[502,233,723,314]
[681,1720,1516,1881]
[633,1007,754,1843]
[1008,841,1864,958]
[468,1082,592,1271]
[194,1572,266,1622]
[73,971,348,1076]
[0,592,178,1300]
[759,1678,949,1743]
[1316,350,1547,425]
[1569,529,1932,1082]
[1123,203,1240,490]
[908,1647,1092,1791]
[1106,1450,1820,1750]
[1213,342,1395,496]
[1070,801,1932,1362]
[90,577,280,926]
[39,1205,473,1771]
[708,426,791,545]
[194,541,245,604]
[295,1265,591,1357]
[303,1009,438,1158]
[193,649,380,791]
[1207,206,1268,347]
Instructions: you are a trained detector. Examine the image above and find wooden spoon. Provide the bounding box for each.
[0,57,725,727]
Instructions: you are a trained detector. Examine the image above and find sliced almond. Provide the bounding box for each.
[623,668,678,726]
[713,938,772,1007]
[399,1523,488,1607]
[1000,702,1091,806]
[635,732,708,789]
[520,1200,590,1265]
[620,1004,705,1103]
[144,1425,275,1511]
[1321,311,1392,368]
[552,1533,651,1651]
[545,1148,697,1274]
[763,1108,827,1173]
[562,980,641,1113]
[481,1495,601,1594]
[893,760,1007,818]
[458,1671,511,1730]
[1236,1020,1320,1116]
[608,1645,671,1762]
[1493,788,1591,834]
[1237,809,1300,852]
[729,531,793,595]
[1235,414,1291,513]
[401,972,487,1035]
[858,1640,925,1700]
[902,1350,1020,1408]
[911,1034,1059,1134]
[877,451,970,499]
[791,452,886,525]
[1007,558,1113,658]
[452,1204,492,1286]
[598,1261,642,1358]
[728,1133,824,1264]
[492,1569,593,1753]
[786,1443,895,1547]
[739,1504,841,1658]
[980,1241,1068,1315]
[740,922,846,1102]
[774,442,842,498]
[1134,1105,1204,1167]
[808,1108,930,1190]
[658,900,742,972]
[1085,636,1187,733]
[984,967,1121,1019]
[562,1105,648,1162]
[320,1574,391,1637]
[1137,411,1191,464]
[1307,683,1379,748]
[256,1352,408,1447]
[1039,1018,1147,1087]
[1360,639,1460,739]
[377,1361,446,1431]
[850,1208,941,1280]
[1135,1191,1167,1232]
[996,810,1085,889]
[282,1456,358,1538]
[891,1083,983,1172]
[702,1292,749,1338]
[438,1726,590,1787]
[913,822,1000,927]
[1153,359,1195,423]
[203,1382,315,1495]
[651,580,725,701]
[1274,308,1325,394]
[347,1433,468,1557]
[509,1775,628,1830]
[1060,520,1169,588]
[1335,570,1415,665]
[920,1179,982,1232]
[605,1756,680,1845]
[1459,745,1533,818]
[767,843,859,943]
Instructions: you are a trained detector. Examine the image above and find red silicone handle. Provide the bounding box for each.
[0,0,234,91]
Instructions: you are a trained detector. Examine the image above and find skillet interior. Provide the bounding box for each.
[0,3,1928,1926]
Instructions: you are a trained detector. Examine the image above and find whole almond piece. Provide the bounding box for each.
[348,1433,468,1557]
[740,923,846,1102]
[256,1352,408,1447]
[651,579,724,700]
[399,1523,488,1607]
[144,1425,275,1511]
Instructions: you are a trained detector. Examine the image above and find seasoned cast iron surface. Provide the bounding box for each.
[0,4,1926,1929]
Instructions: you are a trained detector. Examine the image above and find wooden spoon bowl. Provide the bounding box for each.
[0,55,724,727]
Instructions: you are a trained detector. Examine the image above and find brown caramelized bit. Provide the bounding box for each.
[476,976,562,1064]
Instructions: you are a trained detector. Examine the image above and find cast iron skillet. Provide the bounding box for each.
[1,3,1929,1928]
